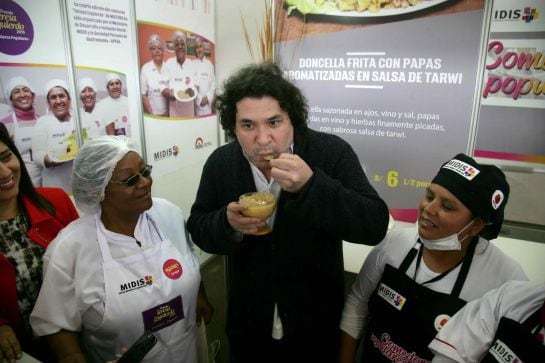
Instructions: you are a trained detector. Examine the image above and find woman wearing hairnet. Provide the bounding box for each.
[339,154,528,362]
[30,136,212,362]
[31,79,75,192]
[0,77,42,186]
[77,77,105,139]
[101,74,130,137]
[140,34,169,117]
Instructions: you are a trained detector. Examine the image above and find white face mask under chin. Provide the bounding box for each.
[419,219,475,251]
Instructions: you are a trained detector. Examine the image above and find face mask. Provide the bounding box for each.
[419,219,475,251]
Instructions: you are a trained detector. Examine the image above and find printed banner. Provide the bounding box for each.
[276,0,486,222]
[135,0,217,178]
[1,0,76,192]
[1,0,218,192]
[66,0,141,146]
[475,0,545,166]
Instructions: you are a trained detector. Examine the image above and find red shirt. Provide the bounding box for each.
[0,187,78,340]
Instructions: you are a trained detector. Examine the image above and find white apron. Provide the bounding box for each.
[81,213,200,363]
[40,116,74,192]
[11,112,42,186]
[101,97,130,136]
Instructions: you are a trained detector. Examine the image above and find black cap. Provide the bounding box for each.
[431,153,509,240]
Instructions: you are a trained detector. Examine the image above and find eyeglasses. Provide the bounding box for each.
[109,165,152,187]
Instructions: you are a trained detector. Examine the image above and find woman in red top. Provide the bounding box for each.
[0,126,79,362]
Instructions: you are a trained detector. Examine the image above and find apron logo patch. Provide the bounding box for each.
[143,295,185,332]
[489,339,522,363]
[442,159,480,180]
[433,314,451,332]
[163,259,183,280]
[377,283,406,311]
[371,332,429,363]
[118,275,154,294]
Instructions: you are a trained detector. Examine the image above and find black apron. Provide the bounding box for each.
[481,302,545,362]
[361,239,477,362]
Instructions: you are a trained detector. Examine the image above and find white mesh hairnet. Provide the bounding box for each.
[71,135,139,214]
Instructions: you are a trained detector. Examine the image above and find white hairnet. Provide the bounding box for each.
[147,34,163,49]
[172,30,186,42]
[105,73,121,86]
[5,76,34,99]
[71,135,139,214]
[45,78,69,95]
[78,77,96,95]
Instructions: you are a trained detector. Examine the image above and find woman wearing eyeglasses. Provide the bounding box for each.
[30,136,213,363]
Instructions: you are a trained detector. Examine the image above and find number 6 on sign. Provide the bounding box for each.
[387,171,398,188]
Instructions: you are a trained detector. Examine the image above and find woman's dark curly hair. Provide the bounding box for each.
[216,62,308,140]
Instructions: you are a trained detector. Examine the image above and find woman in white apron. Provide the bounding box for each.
[0,77,42,186]
[340,154,528,363]
[163,31,196,118]
[31,79,75,193]
[30,136,212,362]
[77,77,106,139]
[430,280,545,362]
[193,37,215,117]
[140,34,169,117]
[102,74,130,137]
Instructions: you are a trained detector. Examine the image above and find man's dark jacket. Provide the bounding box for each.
[187,128,389,358]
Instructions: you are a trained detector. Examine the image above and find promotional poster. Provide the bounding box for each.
[276,0,487,221]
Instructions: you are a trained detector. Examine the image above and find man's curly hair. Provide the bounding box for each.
[216,62,308,140]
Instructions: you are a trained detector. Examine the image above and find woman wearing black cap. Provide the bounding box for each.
[339,154,529,363]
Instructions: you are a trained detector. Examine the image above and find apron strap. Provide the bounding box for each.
[95,214,114,262]
[414,245,464,286]
[450,237,478,297]
[541,301,545,327]
[399,246,418,273]
[522,302,544,334]
[403,237,479,298]
[12,112,19,129]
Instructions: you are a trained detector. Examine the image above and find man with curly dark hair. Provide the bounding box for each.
[187,62,389,362]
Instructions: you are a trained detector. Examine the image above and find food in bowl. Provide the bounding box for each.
[239,192,276,219]
[176,87,195,100]
[239,192,276,235]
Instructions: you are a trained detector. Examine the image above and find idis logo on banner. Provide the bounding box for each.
[493,6,539,24]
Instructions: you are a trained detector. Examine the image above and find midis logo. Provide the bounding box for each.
[490,339,521,363]
[377,283,406,311]
[443,159,480,180]
[119,275,154,294]
[154,145,180,161]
